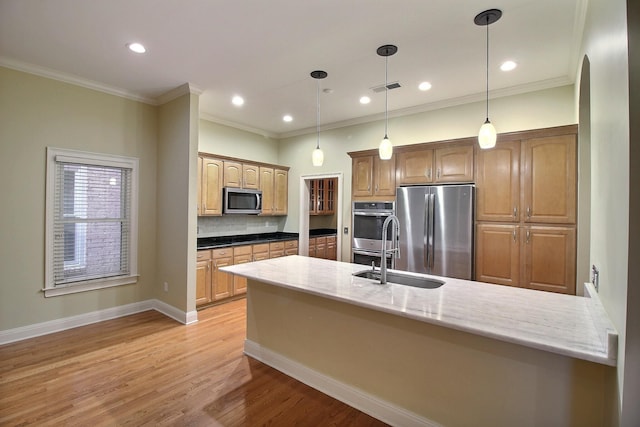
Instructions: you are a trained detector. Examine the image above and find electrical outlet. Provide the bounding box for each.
[163,282,169,292]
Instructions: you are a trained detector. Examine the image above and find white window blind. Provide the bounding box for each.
[45,148,138,296]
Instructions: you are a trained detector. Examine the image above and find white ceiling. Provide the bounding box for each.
[0,0,585,138]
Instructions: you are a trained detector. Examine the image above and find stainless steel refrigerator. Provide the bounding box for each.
[395,185,474,280]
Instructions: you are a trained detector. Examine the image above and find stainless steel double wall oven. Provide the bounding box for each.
[351,201,395,268]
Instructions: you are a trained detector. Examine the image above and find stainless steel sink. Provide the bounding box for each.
[353,269,445,289]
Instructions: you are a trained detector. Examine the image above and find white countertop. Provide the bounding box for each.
[222,255,618,366]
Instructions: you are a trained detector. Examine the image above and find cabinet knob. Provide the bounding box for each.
[513,230,517,241]
[427,169,432,179]
[436,169,441,179]
[526,230,531,243]
[526,206,531,218]
[513,206,518,218]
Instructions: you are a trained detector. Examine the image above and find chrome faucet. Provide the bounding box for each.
[380,214,400,284]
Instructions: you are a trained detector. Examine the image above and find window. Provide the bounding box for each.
[45,148,138,297]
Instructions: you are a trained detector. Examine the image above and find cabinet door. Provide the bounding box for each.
[269,241,285,258]
[434,145,474,183]
[197,157,203,214]
[522,135,576,224]
[352,156,373,197]
[308,237,316,258]
[233,247,252,295]
[373,156,396,196]
[326,235,337,260]
[325,178,337,214]
[396,149,433,185]
[259,167,275,215]
[196,251,212,306]
[223,161,242,188]
[242,164,260,189]
[212,249,233,300]
[315,236,327,259]
[476,141,520,222]
[475,223,520,287]
[522,226,576,294]
[274,169,288,215]
[201,157,224,216]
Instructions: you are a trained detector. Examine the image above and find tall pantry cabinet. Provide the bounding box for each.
[475,126,578,294]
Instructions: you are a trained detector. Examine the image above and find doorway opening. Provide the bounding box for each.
[577,54,592,294]
[298,173,343,260]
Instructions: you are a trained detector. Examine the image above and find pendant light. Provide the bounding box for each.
[310,70,327,166]
[377,44,397,160]
[475,9,502,149]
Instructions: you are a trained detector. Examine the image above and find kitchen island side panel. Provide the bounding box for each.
[245,279,614,427]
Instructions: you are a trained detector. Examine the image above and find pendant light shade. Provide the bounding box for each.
[377,44,397,160]
[475,9,502,150]
[310,70,328,166]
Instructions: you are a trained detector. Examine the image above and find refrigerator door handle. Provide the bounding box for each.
[424,193,430,270]
[428,193,435,270]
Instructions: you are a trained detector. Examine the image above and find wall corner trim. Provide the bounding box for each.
[0,299,197,346]
[243,339,441,427]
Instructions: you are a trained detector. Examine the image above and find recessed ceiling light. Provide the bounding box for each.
[359,96,371,104]
[283,115,293,122]
[127,42,146,54]
[500,60,517,71]
[419,81,432,91]
[232,95,244,106]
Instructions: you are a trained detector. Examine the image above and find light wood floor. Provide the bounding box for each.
[0,299,388,426]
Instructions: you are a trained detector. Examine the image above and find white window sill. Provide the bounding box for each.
[43,275,139,297]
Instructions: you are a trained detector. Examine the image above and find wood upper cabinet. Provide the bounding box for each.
[396,144,473,186]
[476,141,521,222]
[352,156,373,197]
[224,161,260,189]
[274,169,288,215]
[475,224,520,287]
[258,167,288,216]
[223,161,242,188]
[242,164,260,189]
[434,145,474,183]
[200,157,224,216]
[309,178,337,215]
[352,155,395,199]
[396,149,434,184]
[522,135,577,224]
[522,225,576,294]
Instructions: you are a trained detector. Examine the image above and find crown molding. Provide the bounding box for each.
[157,83,203,105]
[276,75,574,140]
[0,56,158,105]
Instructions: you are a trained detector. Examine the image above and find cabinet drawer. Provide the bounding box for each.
[233,245,252,256]
[270,241,284,251]
[284,240,298,249]
[326,235,336,244]
[253,243,269,254]
[197,249,212,261]
[213,248,232,258]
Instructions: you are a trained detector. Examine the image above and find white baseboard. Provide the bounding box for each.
[244,339,440,427]
[0,299,197,345]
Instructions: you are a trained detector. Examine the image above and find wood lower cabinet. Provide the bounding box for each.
[269,241,285,258]
[232,246,252,295]
[475,224,576,295]
[307,235,336,259]
[326,235,337,260]
[252,243,270,261]
[284,240,298,256]
[211,248,233,301]
[475,224,520,287]
[196,250,212,306]
[522,226,576,294]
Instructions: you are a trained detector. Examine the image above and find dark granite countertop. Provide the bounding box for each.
[197,232,299,250]
[309,228,338,237]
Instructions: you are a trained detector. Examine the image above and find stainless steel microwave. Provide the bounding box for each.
[223,187,262,214]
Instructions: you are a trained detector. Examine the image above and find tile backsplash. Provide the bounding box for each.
[197,215,286,238]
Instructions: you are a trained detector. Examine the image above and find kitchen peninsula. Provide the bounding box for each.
[223,255,617,427]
